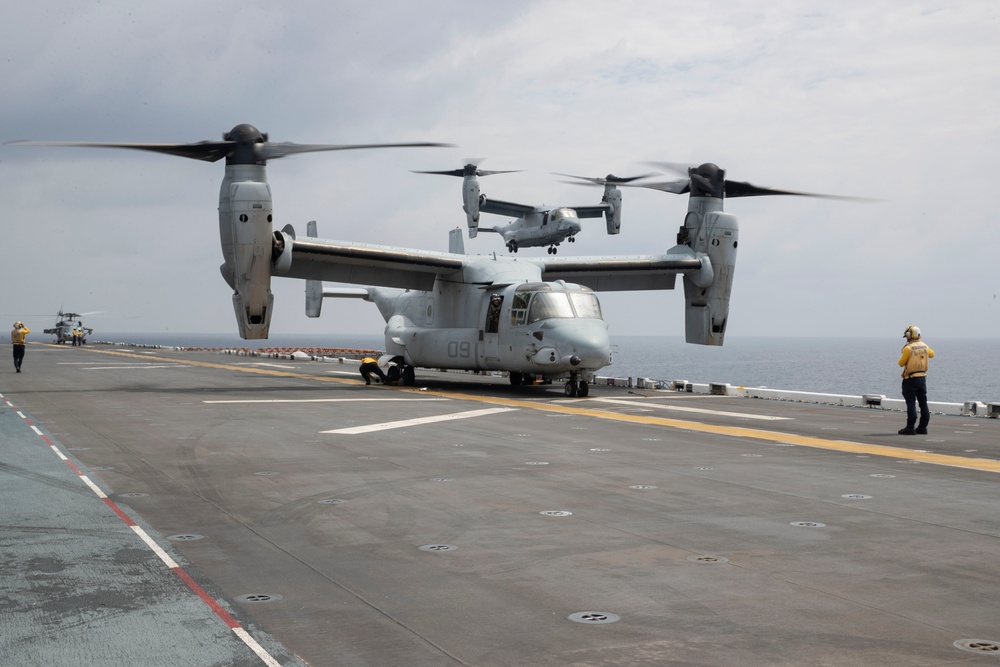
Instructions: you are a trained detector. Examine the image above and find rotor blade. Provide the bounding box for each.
[724,180,878,201]
[624,179,691,195]
[258,141,453,161]
[411,165,520,178]
[554,172,657,186]
[644,161,696,177]
[412,168,467,177]
[476,169,521,176]
[7,140,235,162]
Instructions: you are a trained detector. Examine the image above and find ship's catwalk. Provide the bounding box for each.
[2,342,999,666]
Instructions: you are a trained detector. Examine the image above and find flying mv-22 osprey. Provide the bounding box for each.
[413,162,650,255]
[12,125,860,397]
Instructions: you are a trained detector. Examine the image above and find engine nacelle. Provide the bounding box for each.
[219,181,275,339]
[603,184,622,235]
[462,175,481,237]
[682,210,738,346]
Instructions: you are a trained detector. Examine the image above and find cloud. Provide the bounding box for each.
[2,0,998,341]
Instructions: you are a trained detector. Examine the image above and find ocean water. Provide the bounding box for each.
[96,332,1000,405]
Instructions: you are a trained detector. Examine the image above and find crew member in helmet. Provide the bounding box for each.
[11,321,30,372]
[359,356,390,385]
[898,325,935,435]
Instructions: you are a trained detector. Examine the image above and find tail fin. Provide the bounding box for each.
[305,221,323,317]
[449,227,466,254]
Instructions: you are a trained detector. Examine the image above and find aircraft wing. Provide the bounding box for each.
[281,237,466,290]
[479,198,537,218]
[567,204,611,219]
[535,248,704,291]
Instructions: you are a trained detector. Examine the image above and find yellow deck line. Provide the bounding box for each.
[78,347,1000,474]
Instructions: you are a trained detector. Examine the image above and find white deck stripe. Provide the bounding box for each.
[79,475,108,499]
[232,627,283,667]
[591,397,793,421]
[203,397,447,404]
[130,525,180,569]
[322,407,516,434]
[82,365,178,370]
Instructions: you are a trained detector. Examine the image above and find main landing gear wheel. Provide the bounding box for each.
[547,246,558,255]
[402,365,416,386]
[507,241,518,253]
[509,371,523,386]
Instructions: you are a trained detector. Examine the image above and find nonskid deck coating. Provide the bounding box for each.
[2,342,1000,666]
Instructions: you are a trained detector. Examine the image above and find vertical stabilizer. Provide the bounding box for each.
[449,227,466,254]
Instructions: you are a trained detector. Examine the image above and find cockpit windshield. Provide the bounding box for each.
[511,283,604,325]
[527,292,575,323]
[569,292,602,320]
[549,207,575,221]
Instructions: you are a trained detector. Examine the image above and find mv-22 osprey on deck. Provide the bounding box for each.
[11,125,862,397]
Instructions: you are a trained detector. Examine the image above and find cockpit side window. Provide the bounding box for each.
[485,294,503,333]
[510,291,530,326]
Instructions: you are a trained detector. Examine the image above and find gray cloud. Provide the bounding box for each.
[3,1,998,341]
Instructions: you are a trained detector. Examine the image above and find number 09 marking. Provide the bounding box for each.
[447,341,472,358]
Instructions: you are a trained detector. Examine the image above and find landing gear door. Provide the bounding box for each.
[482,294,504,364]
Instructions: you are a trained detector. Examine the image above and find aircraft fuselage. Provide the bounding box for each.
[366,278,610,381]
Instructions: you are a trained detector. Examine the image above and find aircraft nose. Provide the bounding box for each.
[549,321,610,369]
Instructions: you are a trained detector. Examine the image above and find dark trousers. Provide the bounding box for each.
[901,376,929,429]
[13,344,25,370]
[360,362,388,384]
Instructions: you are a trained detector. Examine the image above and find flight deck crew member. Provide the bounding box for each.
[898,325,934,435]
[11,322,30,372]
[359,357,390,385]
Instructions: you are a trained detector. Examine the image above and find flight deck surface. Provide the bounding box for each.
[3,342,1000,666]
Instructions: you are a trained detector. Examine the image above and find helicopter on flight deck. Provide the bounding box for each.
[10,125,865,396]
[43,310,95,345]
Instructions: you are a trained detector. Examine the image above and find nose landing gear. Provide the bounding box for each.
[563,373,589,398]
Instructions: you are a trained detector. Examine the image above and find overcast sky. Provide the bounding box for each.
[3,1,998,344]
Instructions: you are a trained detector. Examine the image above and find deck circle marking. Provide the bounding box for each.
[419,544,457,552]
[236,593,283,604]
[953,639,1000,654]
[687,555,729,563]
[119,492,149,498]
[168,534,204,541]
[790,522,826,528]
[540,510,573,517]
[842,494,872,499]
[869,473,896,478]
[568,611,620,624]
[429,478,454,482]
[254,471,280,476]
[629,485,657,490]
[524,461,549,465]
[317,498,346,504]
